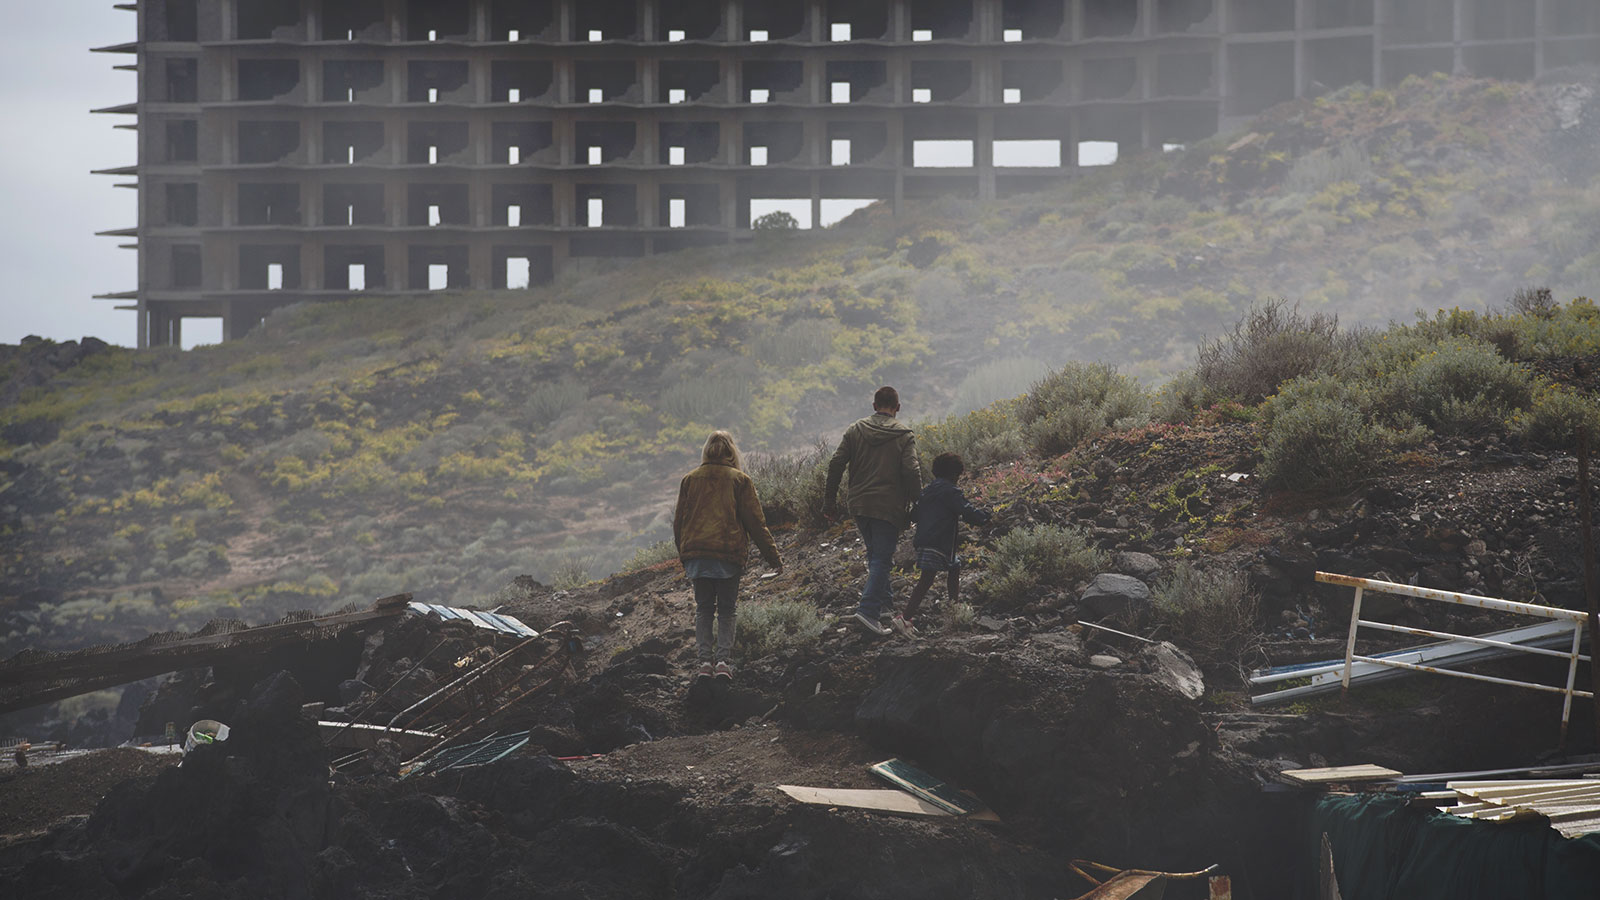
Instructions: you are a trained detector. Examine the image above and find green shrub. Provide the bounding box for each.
[1259,376,1391,491]
[939,600,978,631]
[752,210,799,232]
[1150,562,1261,677]
[546,552,595,591]
[1513,383,1600,450]
[1194,299,1357,404]
[950,357,1049,416]
[622,540,677,572]
[1390,337,1533,434]
[918,398,1027,470]
[1020,363,1149,456]
[748,318,839,368]
[1284,141,1374,195]
[527,379,586,423]
[746,441,832,526]
[978,524,1106,606]
[736,597,825,660]
[659,376,754,424]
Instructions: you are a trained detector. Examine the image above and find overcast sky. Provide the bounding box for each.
[0,3,138,347]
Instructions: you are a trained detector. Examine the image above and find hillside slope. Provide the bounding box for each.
[3,73,1599,656]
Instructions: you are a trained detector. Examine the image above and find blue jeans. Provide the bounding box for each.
[855,516,900,619]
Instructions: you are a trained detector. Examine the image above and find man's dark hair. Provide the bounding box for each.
[931,452,964,480]
[873,386,900,410]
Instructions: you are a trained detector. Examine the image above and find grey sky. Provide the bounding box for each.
[0,2,137,347]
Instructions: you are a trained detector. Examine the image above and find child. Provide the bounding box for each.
[892,452,991,638]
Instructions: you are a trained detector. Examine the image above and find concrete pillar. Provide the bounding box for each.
[725,0,741,42]
[810,173,821,230]
[977,111,995,200]
[1452,0,1466,74]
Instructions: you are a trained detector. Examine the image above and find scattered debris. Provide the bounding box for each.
[406,602,539,638]
[1067,859,1223,900]
[1429,780,1600,837]
[868,758,992,817]
[182,719,228,755]
[776,785,955,818]
[1278,764,1402,787]
[403,730,531,778]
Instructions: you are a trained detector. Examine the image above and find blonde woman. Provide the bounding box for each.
[673,431,782,681]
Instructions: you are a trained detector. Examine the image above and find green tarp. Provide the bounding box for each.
[1307,794,1600,900]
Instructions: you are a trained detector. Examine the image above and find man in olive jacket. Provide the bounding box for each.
[824,386,923,635]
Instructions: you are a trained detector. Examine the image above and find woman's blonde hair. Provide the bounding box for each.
[702,430,742,469]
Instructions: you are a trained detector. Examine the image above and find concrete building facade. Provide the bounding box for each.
[95,0,1600,346]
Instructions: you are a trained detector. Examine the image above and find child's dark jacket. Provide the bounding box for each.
[912,478,991,553]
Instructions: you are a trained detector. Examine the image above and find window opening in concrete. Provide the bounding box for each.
[1230,0,1293,32]
[493,60,552,102]
[238,121,299,163]
[661,120,720,164]
[744,60,803,103]
[912,140,973,167]
[324,121,382,164]
[166,183,198,226]
[588,197,604,226]
[506,257,530,288]
[994,140,1060,167]
[831,81,851,103]
[660,59,720,104]
[509,146,521,163]
[1464,42,1537,81]
[1469,0,1535,40]
[1004,88,1021,103]
[164,59,198,102]
[1310,0,1371,29]
[1003,0,1063,40]
[325,0,384,40]
[327,245,384,289]
[171,245,201,288]
[493,183,554,224]
[1083,57,1137,100]
[494,121,553,165]
[408,184,468,226]
[1386,0,1456,44]
[166,120,198,162]
[1226,42,1294,116]
[745,3,804,40]
[913,88,931,102]
[910,0,975,40]
[577,0,636,39]
[239,59,300,101]
[751,146,768,165]
[1084,0,1140,36]
[1156,0,1214,33]
[237,0,298,40]
[428,264,448,289]
[346,204,355,225]
[1156,53,1212,97]
[911,60,972,102]
[406,0,468,41]
[669,198,686,227]
[1548,0,1600,34]
[1078,141,1117,166]
[827,120,886,163]
[828,60,888,103]
[1544,36,1600,69]
[180,320,222,350]
[491,0,557,42]
[913,29,932,41]
[407,60,468,103]
[158,0,198,41]
[239,183,301,225]
[267,263,284,290]
[828,0,888,40]
[744,122,804,164]
[750,89,769,103]
[749,200,811,229]
[657,183,720,227]
[832,23,851,40]
[576,121,637,164]
[1002,59,1064,103]
[1164,143,1185,153]
[577,60,636,104]
[408,121,468,164]
[820,199,875,227]
[408,246,466,289]
[589,88,604,102]
[659,0,722,40]
[1307,37,1373,95]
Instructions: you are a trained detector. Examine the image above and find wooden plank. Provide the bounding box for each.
[1280,764,1402,786]
[1074,872,1165,900]
[869,758,990,815]
[777,785,954,817]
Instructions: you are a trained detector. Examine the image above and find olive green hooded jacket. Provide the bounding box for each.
[824,413,923,529]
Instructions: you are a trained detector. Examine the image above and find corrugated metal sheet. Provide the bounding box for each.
[405,731,531,777]
[406,603,538,638]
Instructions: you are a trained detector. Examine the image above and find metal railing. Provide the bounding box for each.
[1315,571,1593,741]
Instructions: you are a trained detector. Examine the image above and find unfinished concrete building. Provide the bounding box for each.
[96,1,1600,346]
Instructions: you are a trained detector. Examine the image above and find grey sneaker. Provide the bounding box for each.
[696,662,714,679]
[714,661,733,680]
[854,611,891,636]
